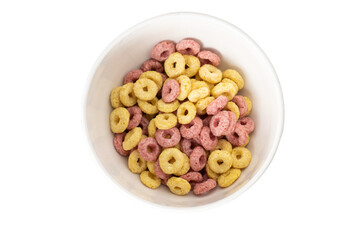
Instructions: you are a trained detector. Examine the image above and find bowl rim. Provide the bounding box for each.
[83,11,285,210]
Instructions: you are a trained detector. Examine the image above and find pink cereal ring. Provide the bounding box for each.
[202,115,212,127]
[139,116,149,135]
[161,79,180,103]
[124,69,143,84]
[160,73,167,82]
[226,123,249,146]
[209,111,230,136]
[238,117,255,134]
[197,50,221,67]
[113,133,130,156]
[151,40,176,62]
[193,179,217,195]
[181,171,203,183]
[180,138,200,157]
[155,160,171,181]
[141,59,164,73]
[193,134,202,145]
[126,106,142,130]
[180,116,203,139]
[137,137,161,162]
[232,96,248,118]
[200,126,218,151]
[207,95,228,115]
[155,127,181,148]
[189,146,207,171]
[176,39,201,56]
[222,111,237,135]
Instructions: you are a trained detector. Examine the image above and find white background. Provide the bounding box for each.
[1,0,359,239]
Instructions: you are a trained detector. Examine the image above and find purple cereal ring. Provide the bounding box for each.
[226,123,249,146]
[193,179,217,195]
[197,50,221,67]
[180,138,200,157]
[161,79,180,103]
[222,111,237,135]
[113,133,130,156]
[180,171,203,183]
[189,146,207,171]
[139,116,149,135]
[180,116,203,139]
[206,95,228,115]
[200,126,218,151]
[124,69,143,84]
[238,117,255,134]
[126,106,142,130]
[151,40,176,62]
[155,127,181,148]
[176,39,201,56]
[141,59,164,73]
[155,160,171,181]
[209,111,230,136]
[202,115,212,127]
[232,96,248,118]
[138,137,161,162]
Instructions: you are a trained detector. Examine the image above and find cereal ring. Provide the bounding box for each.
[133,78,158,101]
[195,97,215,115]
[202,115,212,127]
[147,119,157,137]
[191,79,209,90]
[180,138,200,157]
[124,69,143,84]
[183,55,200,77]
[138,116,149,135]
[193,134,202,145]
[188,87,210,103]
[177,101,196,124]
[221,78,239,93]
[213,139,232,153]
[205,163,219,180]
[158,148,185,174]
[209,111,230,136]
[154,160,171,181]
[222,111,237,136]
[137,97,159,115]
[197,50,221,66]
[241,135,250,147]
[232,95,248,118]
[140,171,161,189]
[164,52,185,78]
[200,126,218,151]
[110,107,130,133]
[225,123,249,146]
[126,106,142,130]
[175,75,191,101]
[147,161,156,174]
[138,137,161,162]
[176,39,201,56]
[223,69,244,89]
[140,71,163,89]
[161,79,180,103]
[119,83,137,107]
[198,64,222,84]
[238,117,255,134]
[189,146,207,171]
[208,150,233,174]
[151,40,176,62]
[174,154,190,176]
[154,113,177,130]
[113,132,130,156]
[211,82,237,100]
[232,147,252,169]
[193,179,217,195]
[155,127,181,148]
[166,177,191,196]
[156,99,180,113]
[224,102,240,120]
[128,150,147,174]
[122,127,142,150]
[218,168,241,188]
[180,116,203,139]
[243,96,252,116]
[207,95,228,115]
[110,86,124,108]
[141,59,164,73]
[180,171,203,183]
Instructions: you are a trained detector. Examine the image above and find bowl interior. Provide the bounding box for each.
[85,13,283,208]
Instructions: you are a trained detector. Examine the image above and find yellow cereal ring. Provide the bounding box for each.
[205,82,215,91]
[222,78,239,93]
[122,127,142,150]
[154,113,177,130]
[173,154,190,176]
[133,78,158,101]
[147,161,156,174]
[183,55,200,77]
[218,168,241,188]
[208,150,233,174]
[119,83,137,107]
[223,69,244,90]
[157,99,180,113]
[241,135,250,147]
[148,119,157,137]
[213,139,232,153]
[206,163,219,180]
[110,107,129,133]
[166,177,191,195]
[198,64,222,84]
[232,147,252,169]
[140,71,163,89]
[188,87,210,102]
[164,52,185,78]
[195,73,203,81]
[159,148,185,174]
[140,171,161,189]
[110,86,124,108]
[211,82,237,100]
[137,97,159,115]
[243,96,252,116]
[128,150,147,173]
[176,75,192,101]
[191,79,209,90]
[195,96,215,115]
[177,101,196,124]
[224,102,240,120]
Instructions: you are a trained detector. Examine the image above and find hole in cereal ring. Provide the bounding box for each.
[174,186,181,191]
[217,160,224,165]
[168,158,176,164]
[165,134,171,139]
[184,109,189,115]
[185,64,189,69]
[200,155,206,165]
[161,50,169,59]
[236,154,242,159]
[147,146,153,153]
[214,119,220,127]
[172,62,177,68]
[114,115,120,124]
[143,86,148,92]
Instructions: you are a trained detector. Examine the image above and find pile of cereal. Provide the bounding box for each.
[109,39,255,196]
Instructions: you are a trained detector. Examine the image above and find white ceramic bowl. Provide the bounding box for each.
[84,12,284,208]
